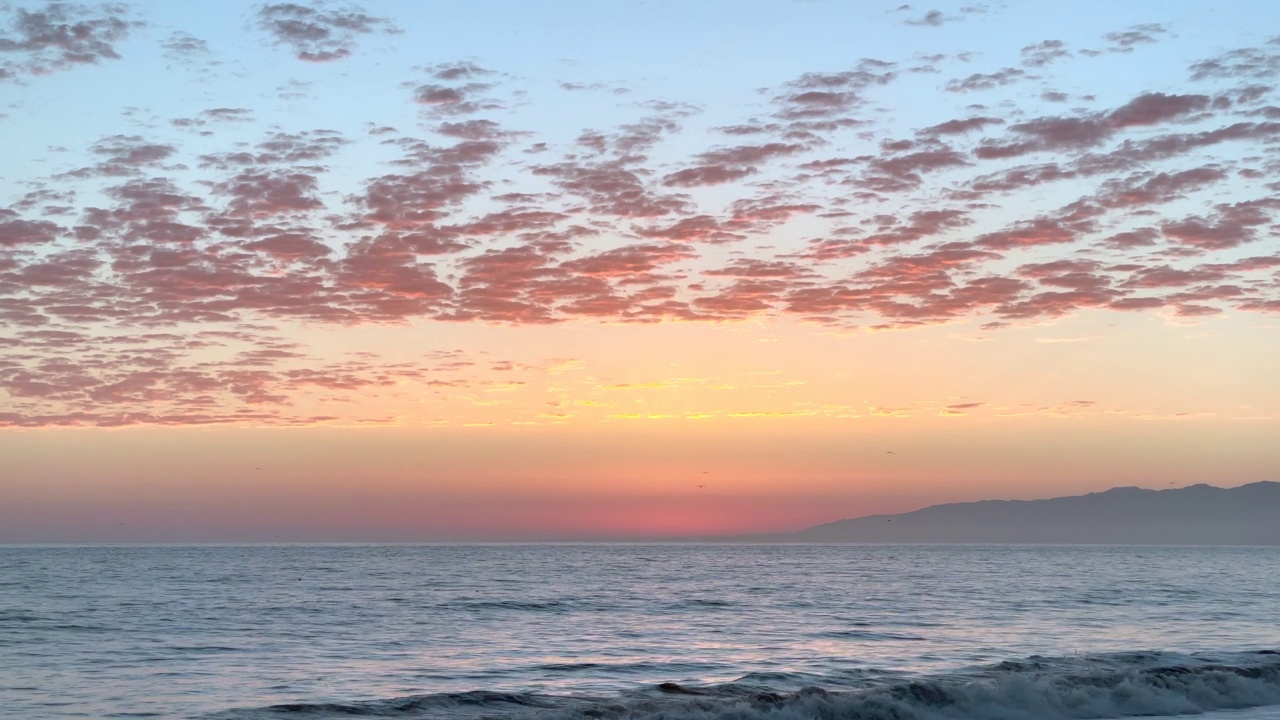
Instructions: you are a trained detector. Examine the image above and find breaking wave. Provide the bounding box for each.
[214,649,1280,719]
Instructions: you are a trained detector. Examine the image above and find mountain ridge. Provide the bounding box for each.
[750,481,1280,545]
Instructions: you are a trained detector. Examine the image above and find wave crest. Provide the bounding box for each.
[216,650,1280,719]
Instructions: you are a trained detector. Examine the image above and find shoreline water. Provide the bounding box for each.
[5,544,1279,718]
[211,650,1280,719]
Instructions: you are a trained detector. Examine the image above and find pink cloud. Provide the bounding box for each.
[1107,93,1211,128]
[946,68,1026,93]
[636,215,745,244]
[977,217,1086,250]
[1103,23,1168,52]
[1021,40,1070,67]
[563,243,697,277]
[5,32,1280,427]
[255,2,397,62]
[1162,200,1276,250]
[0,2,139,80]
[0,211,60,246]
[919,116,1005,136]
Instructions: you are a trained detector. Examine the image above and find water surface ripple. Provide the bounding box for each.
[2,544,1278,718]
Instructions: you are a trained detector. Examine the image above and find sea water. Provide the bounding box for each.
[2,544,1278,719]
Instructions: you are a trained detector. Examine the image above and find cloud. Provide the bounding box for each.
[862,143,970,191]
[771,62,896,125]
[199,130,348,172]
[8,67,1275,341]
[0,211,61,247]
[663,165,757,188]
[0,1,139,80]
[1007,116,1111,149]
[1122,265,1227,289]
[534,160,692,218]
[976,216,1087,250]
[563,243,697,278]
[946,67,1025,93]
[1190,46,1280,84]
[904,10,949,27]
[1161,200,1276,250]
[1108,93,1211,128]
[919,116,1005,136]
[215,170,325,218]
[1100,23,1168,53]
[242,232,332,261]
[1093,166,1227,208]
[160,31,209,59]
[1021,40,1070,67]
[0,326,486,427]
[636,215,746,244]
[413,82,499,115]
[255,1,396,62]
[660,140,808,188]
[427,61,491,81]
[1099,228,1160,249]
[172,108,254,131]
[706,259,813,280]
[971,91,1222,163]
[6,22,1280,427]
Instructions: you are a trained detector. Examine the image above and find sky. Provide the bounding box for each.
[1,0,1278,542]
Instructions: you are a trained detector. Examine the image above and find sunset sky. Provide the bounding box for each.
[2,0,1278,542]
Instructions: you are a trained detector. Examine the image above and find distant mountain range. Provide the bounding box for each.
[757,482,1280,545]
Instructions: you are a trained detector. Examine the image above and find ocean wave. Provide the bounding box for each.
[816,629,928,641]
[531,660,717,675]
[239,690,563,717]
[214,650,1280,720]
[437,599,606,612]
[669,598,736,609]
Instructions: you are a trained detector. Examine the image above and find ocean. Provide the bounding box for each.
[2,544,1279,719]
